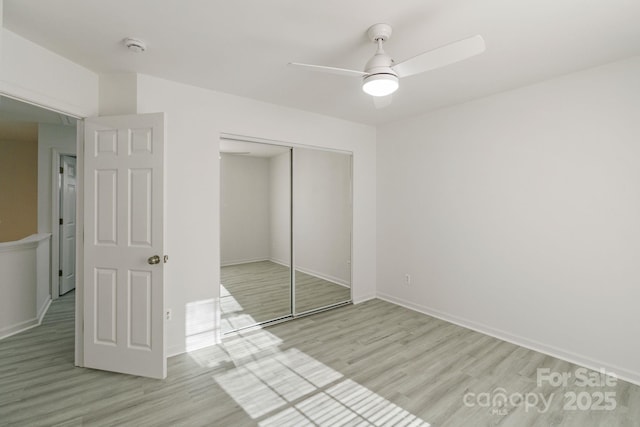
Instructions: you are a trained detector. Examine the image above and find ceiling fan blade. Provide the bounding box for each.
[373,94,393,109]
[392,35,485,78]
[288,62,366,78]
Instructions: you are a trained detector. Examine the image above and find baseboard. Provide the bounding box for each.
[166,343,187,358]
[294,265,350,288]
[0,296,53,341]
[0,317,40,340]
[167,335,222,359]
[353,293,377,304]
[268,259,351,289]
[221,257,269,267]
[37,297,52,323]
[376,292,640,387]
[269,258,290,268]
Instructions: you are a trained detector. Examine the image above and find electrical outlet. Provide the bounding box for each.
[404,274,411,286]
[165,309,172,321]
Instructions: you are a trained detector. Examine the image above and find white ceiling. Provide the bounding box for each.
[4,0,640,126]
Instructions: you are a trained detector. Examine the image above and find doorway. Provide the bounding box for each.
[59,155,77,295]
[219,136,353,334]
[0,94,78,334]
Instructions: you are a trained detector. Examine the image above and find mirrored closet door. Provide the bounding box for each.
[293,147,352,314]
[219,138,353,334]
[219,140,292,334]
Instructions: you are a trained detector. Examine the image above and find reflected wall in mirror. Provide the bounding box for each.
[219,139,291,333]
[293,147,352,314]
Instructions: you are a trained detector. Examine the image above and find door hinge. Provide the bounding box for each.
[59,270,63,277]
[60,166,64,174]
[59,218,63,225]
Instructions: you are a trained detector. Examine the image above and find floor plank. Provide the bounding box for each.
[1,292,638,426]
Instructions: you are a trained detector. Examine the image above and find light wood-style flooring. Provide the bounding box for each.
[1,292,639,426]
[220,261,351,333]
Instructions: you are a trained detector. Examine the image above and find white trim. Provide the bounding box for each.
[0,88,86,119]
[0,296,51,341]
[353,293,377,304]
[74,120,85,367]
[269,258,291,268]
[294,265,350,288]
[0,318,40,340]
[376,292,640,387]
[51,149,60,300]
[167,345,185,358]
[220,133,354,156]
[220,257,270,267]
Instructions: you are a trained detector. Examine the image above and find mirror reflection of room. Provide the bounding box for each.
[219,140,292,333]
[219,139,353,334]
[293,147,352,314]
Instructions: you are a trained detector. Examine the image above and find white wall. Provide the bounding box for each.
[99,73,137,116]
[294,148,352,285]
[0,29,98,117]
[220,153,271,265]
[136,73,377,356]
[269,151,290,266]
[37,123,76,233]
[377,56,640,384]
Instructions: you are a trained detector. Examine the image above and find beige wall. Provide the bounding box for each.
[0,138,38,242]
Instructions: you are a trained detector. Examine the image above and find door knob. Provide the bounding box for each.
[147,255,161,265]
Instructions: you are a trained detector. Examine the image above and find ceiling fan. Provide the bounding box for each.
[289,23,485,104]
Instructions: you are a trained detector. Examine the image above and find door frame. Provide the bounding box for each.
[75,120,85,367]
[50,149,77,300]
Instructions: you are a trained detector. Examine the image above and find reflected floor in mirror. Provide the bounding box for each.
[220,261,351,333]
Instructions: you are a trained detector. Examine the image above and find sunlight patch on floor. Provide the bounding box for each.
[188,326,284,369]
[213,336,431,426]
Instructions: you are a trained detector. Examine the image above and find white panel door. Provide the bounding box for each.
[60,155,77,295]
[83,113,166,379]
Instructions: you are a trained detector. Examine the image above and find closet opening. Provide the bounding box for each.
[219,135,353,334]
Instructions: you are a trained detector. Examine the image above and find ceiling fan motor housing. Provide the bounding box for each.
[364,51,397,77]
[364,23,397,78]
[362,24,398,96]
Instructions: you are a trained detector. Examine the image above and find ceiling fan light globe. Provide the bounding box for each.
[362,74,398,97]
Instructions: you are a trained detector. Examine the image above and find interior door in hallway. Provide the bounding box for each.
[59,155,77,295]
[83,113,166,379]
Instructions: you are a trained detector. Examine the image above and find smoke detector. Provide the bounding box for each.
[123,37,146,53]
